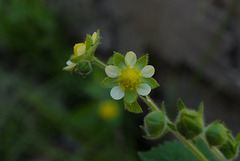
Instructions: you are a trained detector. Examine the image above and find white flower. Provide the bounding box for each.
[105,51,155,101]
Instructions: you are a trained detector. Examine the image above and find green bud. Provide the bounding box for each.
[219,133,240,160]
[143,111,167,139]
[75,60,92,77]
[176,101,204,139]
[205,121,227,146]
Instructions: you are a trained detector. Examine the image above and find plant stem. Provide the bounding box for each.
[140,95,208,161]
[92,56,209,161]
[92,56,107,69]
[140,96,160,111]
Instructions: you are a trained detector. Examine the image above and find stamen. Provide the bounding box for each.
[127,65,130,69]
[133,65,135,69]
[136,69,138,72]
[118,82,121,86]
[119,69,121,72]
[117,74,119,77]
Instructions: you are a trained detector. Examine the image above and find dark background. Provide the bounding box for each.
[0,0,240,160]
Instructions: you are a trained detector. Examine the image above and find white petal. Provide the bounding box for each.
[77,44,86,56]
[63,63,76,71]
[110,86,125,100]
[137,83,151,96]
[125,51,137,66]
[92,32,97,44]
[66,60,73,66]
[141,65,155,78]
[105,65,120,78]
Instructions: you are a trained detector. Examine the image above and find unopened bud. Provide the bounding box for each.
[75,60,92,77]
[205,121,227,146]
[143,111,167,139]
[219,133,240,160]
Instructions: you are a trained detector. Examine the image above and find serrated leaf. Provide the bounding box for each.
[124,100,142,113]
[107,56,114,65]
[124,89,138,103]
[141,78,159,89]
[100,77,119,88]
[70,55,84,63]
[113,52,126,69]
[135,54,148,70]
[85,34,93,50]
[177,99,186,111]
[139,140,199,161]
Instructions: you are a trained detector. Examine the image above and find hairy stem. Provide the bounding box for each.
[92,56,209,161]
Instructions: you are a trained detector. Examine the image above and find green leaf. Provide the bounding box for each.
[85,34,93,50]
[141,78,159,89]
[124,89,138,103]
[193,138,218,161]
[124,100,143,113]
[139,140,199,161]
[177,99,186,111]
[113,52,126,69]
[100,77,119,88]
[107,56,114,65]
[135,54,148,70]
[70,55,84,63]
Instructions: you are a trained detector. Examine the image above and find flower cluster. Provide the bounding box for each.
[101,51,159,113]
[63,30,100,76]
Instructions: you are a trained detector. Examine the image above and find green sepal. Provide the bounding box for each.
[124,100,143,113]
[177,99,186,111]
[141,77,159,89]
[135,54,148,70]
[124,88,138,103]
[85,34,93,50]
[70,55,84,64]
[88,41,101,56]
[198,102,204,116]
[113,51,126,69]
[107,56,114,65]
[100,77,119,88]
[161,101,166,114]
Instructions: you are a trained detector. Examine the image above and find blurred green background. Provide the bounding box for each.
[1,0,240,160]
[0,0,147,160]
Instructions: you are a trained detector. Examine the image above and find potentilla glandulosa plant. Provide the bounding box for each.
[63,30,240,161]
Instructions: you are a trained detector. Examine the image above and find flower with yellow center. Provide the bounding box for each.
[103,51,158,103]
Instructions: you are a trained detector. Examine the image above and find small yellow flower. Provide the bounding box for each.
[98,101,120,121]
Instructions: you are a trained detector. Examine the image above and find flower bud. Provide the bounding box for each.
[176,108,204,139]
[143,111,167,139]
[75,60,92,77]
[219,133,240,160]
[205,121,227,146]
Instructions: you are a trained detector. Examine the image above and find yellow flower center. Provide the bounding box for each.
[118,65,142,90]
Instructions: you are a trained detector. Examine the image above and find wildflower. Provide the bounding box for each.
[98,101,120,121]
[63,30,100,73]
[101,51,159,104]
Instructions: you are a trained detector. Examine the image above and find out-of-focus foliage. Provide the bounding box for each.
[0,0,139,160]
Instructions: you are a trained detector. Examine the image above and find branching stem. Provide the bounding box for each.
[93,56,210,161]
